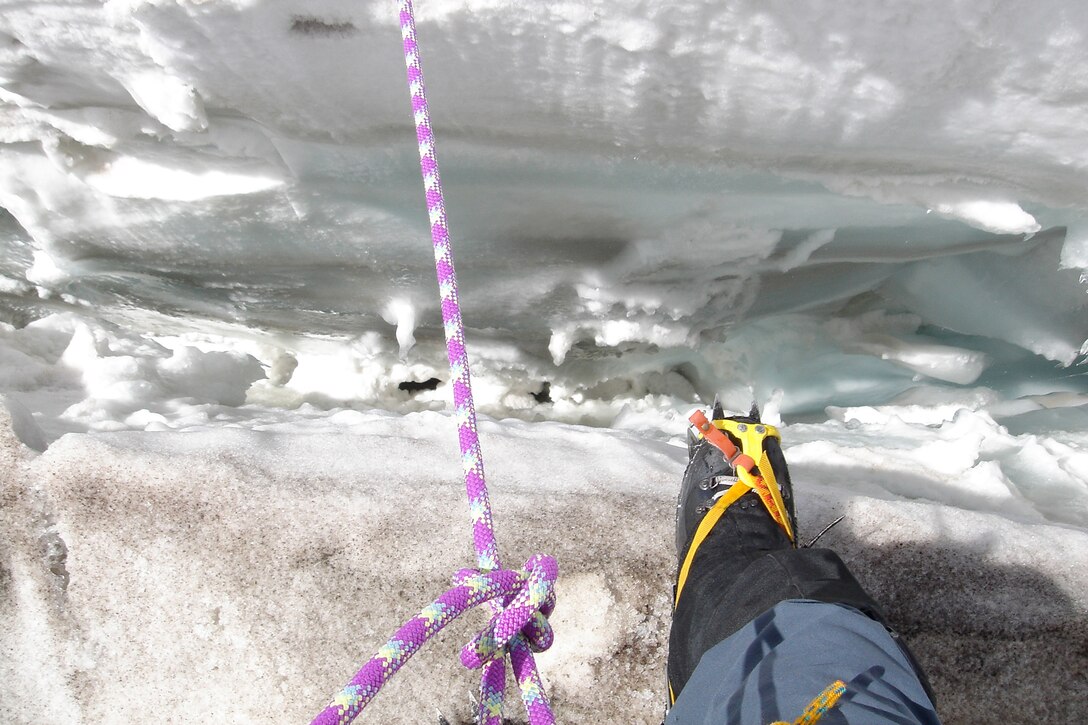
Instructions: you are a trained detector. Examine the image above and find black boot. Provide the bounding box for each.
[674,401,797,558]
[666,402,932,707]
[668,401,798,702]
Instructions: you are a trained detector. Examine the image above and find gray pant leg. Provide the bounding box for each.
[667,600,941,725]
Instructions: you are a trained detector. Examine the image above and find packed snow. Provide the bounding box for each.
[1,0,1087,723]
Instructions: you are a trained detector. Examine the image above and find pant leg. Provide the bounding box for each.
[666,599,941,725]
[669,545,898,693]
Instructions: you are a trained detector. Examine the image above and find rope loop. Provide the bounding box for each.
[309,561,557,725]
[459,555,558,669]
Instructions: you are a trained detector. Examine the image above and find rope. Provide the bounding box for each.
[768,679,848,725]
[309,557,557,725]
[309,2,557,723]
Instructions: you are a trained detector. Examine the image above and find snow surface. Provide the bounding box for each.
[1,0,1088,723]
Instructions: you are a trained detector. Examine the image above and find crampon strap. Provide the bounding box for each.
[689,410,794,541]
[309,2,557,723]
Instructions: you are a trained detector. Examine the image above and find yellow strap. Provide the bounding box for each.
[668,479,740,706]
[758,450,795,542]
[694,418,793,543]
[767,679,848,725]
[674,480,748,608]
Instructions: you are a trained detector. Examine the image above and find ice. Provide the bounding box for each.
[930,199,1040,236]
[81,153,284,201]
[380,298,417,357]
[1,0,1088,723]
[118,69,208,133]
[883,235,1088,365]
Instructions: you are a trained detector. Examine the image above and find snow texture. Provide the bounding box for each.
[1,0,1087,723]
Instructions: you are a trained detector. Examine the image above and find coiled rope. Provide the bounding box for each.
[309,2,558,723]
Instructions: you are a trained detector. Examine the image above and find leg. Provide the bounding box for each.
[669,599,941,725]
[666,404,938,723]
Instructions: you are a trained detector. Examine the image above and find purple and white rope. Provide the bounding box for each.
[402,0,497,583]
[309,556,557,725]
[308,3,557,723]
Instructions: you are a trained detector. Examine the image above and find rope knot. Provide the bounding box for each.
[456,554,558,669]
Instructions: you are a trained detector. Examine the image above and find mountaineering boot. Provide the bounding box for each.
[667,401,940,712]
[674,400,797,558]
[668,400,800,703]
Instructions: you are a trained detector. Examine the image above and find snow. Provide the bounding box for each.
[3,407,1086,723]
[1,0,1087,722]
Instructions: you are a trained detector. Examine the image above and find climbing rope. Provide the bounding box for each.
[309,2,557,723]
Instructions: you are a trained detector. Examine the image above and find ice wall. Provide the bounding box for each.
[0,0,1085,434]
